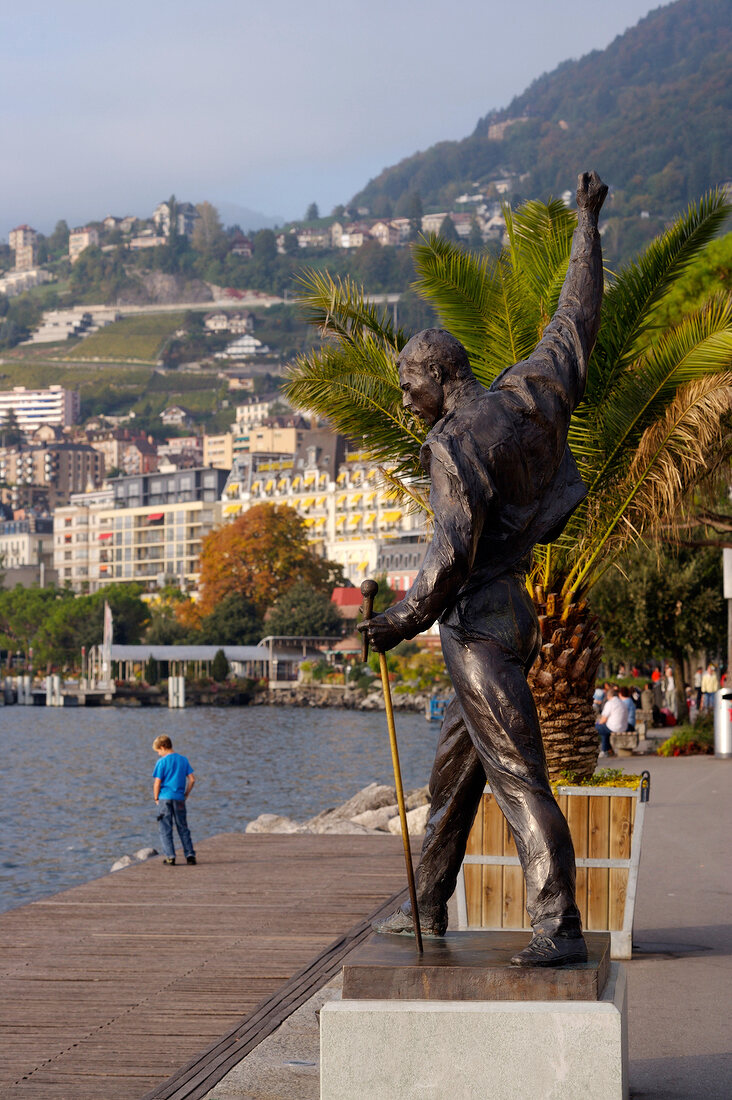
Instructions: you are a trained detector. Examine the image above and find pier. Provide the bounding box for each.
[0,833,412,1099]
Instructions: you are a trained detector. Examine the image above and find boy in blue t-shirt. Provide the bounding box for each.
[152,734,196,866]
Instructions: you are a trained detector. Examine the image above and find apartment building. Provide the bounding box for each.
[0,385,80,430]
[202,432,234,470]
[0,442,104,507]
[0,516,53,569]
[8,225,37,271]
[53,468,228,591]
[68,227,100,261]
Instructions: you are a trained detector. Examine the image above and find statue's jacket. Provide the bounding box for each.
[385,305,593,643]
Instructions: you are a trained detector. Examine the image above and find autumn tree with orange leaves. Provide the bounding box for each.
[194,504,344,619]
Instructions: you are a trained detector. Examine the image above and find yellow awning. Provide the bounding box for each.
[265,480,274,491]
[224,502,242,514]
[226,482,240,494]
[359,559,370,571]
[337,471,347,484]
[252,481,261,491]
[337,493,346,506]
[303,517,315,527]
[382,510,402,523]
[363,512,376,527]
[292,476,301,487]
[278,477,288,487]
[315,516,326,527]
[367,469,377,480]
[316,496,326,507]
[351,470,362,481]
[302,496,315,508]
[366,491,376,503]
[336,515,346,526]
[304,474,315,486]
[351,493,362,506]
[349,513,362,525]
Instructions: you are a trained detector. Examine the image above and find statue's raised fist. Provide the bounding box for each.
[576,170,608,216]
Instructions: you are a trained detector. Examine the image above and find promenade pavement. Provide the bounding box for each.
[205,753,732,1100]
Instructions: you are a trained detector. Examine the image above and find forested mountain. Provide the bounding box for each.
[352,0,731,222]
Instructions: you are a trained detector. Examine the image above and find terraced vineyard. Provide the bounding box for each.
[63,312,186,362]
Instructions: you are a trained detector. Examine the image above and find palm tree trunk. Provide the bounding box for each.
[528,594,603,782]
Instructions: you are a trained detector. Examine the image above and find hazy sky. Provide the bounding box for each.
[2,0,663,237]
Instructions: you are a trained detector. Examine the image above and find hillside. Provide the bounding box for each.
[352,0,731,228]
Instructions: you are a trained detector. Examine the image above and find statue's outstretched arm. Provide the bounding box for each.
[553,170,608,368]
[495,171,607,423]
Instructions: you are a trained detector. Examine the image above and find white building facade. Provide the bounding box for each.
[0,385,80,429]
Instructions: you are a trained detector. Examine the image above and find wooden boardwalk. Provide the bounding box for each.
[0,833,412,1100]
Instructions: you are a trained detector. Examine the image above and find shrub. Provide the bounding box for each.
[657,725,714,756]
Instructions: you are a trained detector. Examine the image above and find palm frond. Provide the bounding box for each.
[502,198,575,311]
[295,268,411,351]
[588,189,731,406]
[585,295,732,492]
[563,372,732,601]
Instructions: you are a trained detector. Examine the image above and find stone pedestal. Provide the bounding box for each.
[321,933,628,1100]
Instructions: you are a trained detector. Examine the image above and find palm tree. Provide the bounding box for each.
[286,191,732,779]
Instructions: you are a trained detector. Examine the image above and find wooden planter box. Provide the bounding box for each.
[455,783,649,959]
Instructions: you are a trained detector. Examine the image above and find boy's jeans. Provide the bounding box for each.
[157,799,195,859]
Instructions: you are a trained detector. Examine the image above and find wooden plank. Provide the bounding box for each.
[587,794,610,930]
[566,793,589,930]
[502,816,524,928]
[464,791,484,925]
[608,795,633,929]
[481,794,504,928]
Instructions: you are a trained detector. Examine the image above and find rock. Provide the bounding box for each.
[406,786,431,810]
[350,804,400,831]
[110,855,135,872]
[387,804,431,836]
[337,782,398,818]
[133,847,158,861]
[245,813,303,834]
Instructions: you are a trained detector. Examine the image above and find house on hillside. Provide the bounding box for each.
[69,227,99,262]
[215,334,270,360]
[152,201,199,239]
[160,406,195,428]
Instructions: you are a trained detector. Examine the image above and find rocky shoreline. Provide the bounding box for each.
[245,781,431,838]
[253,684,432,712]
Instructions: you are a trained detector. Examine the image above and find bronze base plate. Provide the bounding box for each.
[342,931,610,1002]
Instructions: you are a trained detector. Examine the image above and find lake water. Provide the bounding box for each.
[0,704,438,912]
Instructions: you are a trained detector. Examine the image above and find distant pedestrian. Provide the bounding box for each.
[664,665,677,715]
[618,685,636,732]
[701,664,719,711]
[152,735,197,866]
[592,682,606,715]
[693,666,703,711]
[651,667,661,683]
[595,685,626,757]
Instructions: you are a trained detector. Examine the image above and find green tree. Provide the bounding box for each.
[592,542,726,684]
[286,188,732,779]
[0,586,68,662]
[47,219,70,259]
[438,216,460,244]
[212,648,230,681]
[192,201,227,258]
[35,584,148,667]
[195,593,264,644]
[267,581,343,637]
[305,202,319,221]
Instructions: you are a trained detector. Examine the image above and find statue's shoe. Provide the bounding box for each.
[510,932,588,968]
[372,906,447,937]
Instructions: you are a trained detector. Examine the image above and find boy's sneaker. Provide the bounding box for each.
[186,856,197,865]
[162,857,176,865]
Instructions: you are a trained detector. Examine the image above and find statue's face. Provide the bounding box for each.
[398,358,444,426]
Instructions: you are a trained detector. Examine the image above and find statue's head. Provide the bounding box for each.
[397,329,473,427]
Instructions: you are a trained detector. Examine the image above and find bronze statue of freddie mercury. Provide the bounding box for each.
[359,171,608,967]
